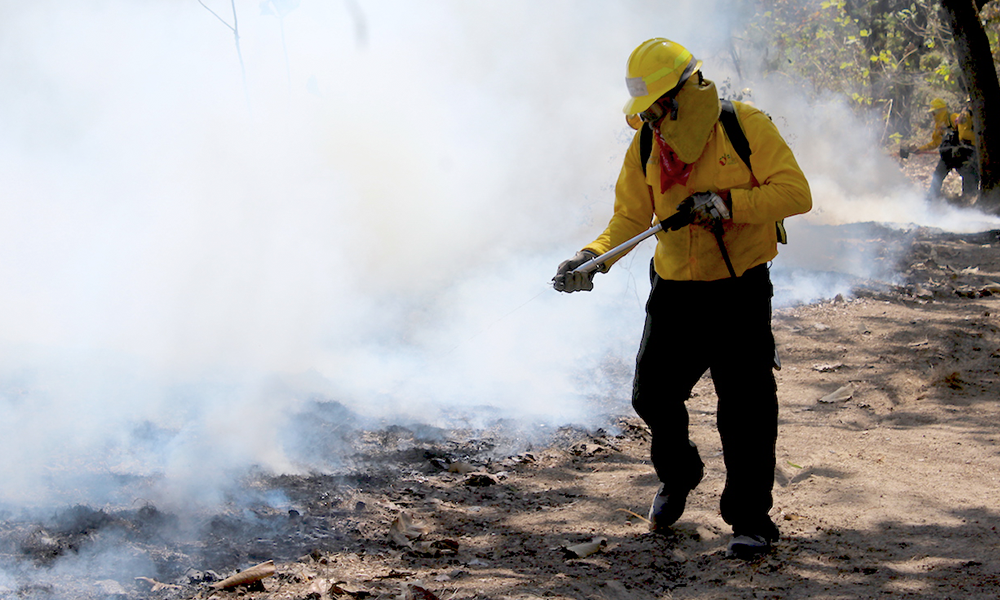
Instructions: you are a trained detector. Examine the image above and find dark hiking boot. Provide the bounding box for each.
[647,443,704,532]
[727,534,772,558]
[648,478,702,532]
[648,485,688,531]
[727,523,779,559]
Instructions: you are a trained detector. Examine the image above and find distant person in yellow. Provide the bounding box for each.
[915,98,979,199]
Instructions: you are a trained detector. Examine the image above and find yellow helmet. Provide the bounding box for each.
[928,98,947,112]
[623,38,702,115]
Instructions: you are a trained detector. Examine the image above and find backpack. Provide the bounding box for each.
[639,99,787,244]
[940,123,974,170]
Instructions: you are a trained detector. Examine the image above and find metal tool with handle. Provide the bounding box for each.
[568,209,694,276]
[571,192,734,278]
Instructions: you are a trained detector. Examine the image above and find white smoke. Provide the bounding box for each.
[0,0,996,518]
[0,0,716,511]
[721,78,1000,305]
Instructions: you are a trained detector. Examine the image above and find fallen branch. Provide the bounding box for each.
[211,560,276,589]
[615,508,651,525]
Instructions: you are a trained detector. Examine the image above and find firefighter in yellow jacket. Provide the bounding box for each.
[553,38,812,558]
[915,98,979,198]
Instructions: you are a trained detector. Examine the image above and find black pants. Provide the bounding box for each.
[930,146,979,198]
[632,263,778,536]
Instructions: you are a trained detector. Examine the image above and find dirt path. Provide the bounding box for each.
[131,226,997,600]
[3,193,1000,599]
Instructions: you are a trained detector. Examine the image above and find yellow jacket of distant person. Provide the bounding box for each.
[584,82,812,282]
[917,108,957,151]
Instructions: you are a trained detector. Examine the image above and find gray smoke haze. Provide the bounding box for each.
[0,0,997,520]
[764,86,1000,303]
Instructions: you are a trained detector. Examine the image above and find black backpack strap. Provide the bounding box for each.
[640,124,652,176]
[719,99,752,172]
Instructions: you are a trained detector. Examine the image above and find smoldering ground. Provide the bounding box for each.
[0,0,998,597]
[0,0,743,513]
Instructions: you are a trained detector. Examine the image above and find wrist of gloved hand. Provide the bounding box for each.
[677,191,731,227]
[553,250,599,293]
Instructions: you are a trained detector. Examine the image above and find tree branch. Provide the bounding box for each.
[197,0,234,32]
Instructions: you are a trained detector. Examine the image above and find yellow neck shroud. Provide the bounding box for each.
[656,77,721,164]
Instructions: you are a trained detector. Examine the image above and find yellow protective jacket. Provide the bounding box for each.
[584,96,812,282]
[917,109,957,152]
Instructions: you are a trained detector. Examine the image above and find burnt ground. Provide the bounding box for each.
[2,155,1000,600]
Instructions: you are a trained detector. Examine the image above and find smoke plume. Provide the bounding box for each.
[0,0,996,519]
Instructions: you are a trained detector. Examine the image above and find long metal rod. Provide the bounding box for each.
[570,209,694,275]
[570,223,664,275]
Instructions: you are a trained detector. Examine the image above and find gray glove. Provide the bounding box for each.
[675,191,731,228]
[553,250,598,293]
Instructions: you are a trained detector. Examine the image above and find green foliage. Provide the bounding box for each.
[983,1,1000,63]
[734,0,985,140]
[743,1,947,94]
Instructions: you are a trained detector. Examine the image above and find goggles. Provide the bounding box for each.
[638,94,679,123]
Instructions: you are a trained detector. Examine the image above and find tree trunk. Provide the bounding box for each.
[940,0,1000,213]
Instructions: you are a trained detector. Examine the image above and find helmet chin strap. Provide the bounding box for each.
[666,97,680,121]
[661,60,701,121]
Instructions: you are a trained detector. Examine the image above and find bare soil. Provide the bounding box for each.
[3,156,1000,599]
